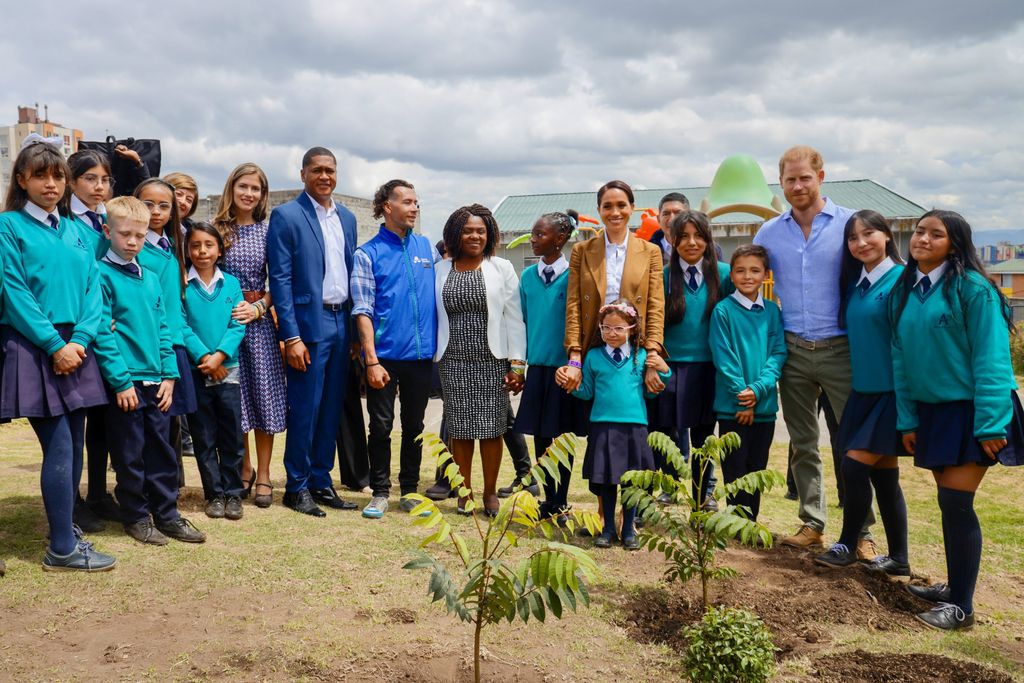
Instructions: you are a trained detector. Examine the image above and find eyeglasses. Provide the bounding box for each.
[142,200,173,211]
[81,174,114,187]
[599,324,635,334]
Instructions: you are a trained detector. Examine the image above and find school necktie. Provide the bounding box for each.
[612,348,623,363]
[686,265,699,292]
[858,276,871,293]
[157,236,171,252]
[751,303,763,311]
[47,214,59,230]
[120,262,141,277]
[543,266,555,284]
[919,275,931,294]
[84,210,103,233]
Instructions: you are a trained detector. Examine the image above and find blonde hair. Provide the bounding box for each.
[163,172,199,218]
[105,196,151,227]
[778,145,824,175]
[213,162,270,251]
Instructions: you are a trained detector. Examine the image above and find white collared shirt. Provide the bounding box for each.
[604,234,627,304]
[681,260,704,288]
[145,230,171,249]
[731,290,765,310]
[537,255,568,283]
[915,261,948,287]
[307,192,349,305]
[605,341,632,359]
[188,265,224,295]
[660,236,672,259]
[23,201,59,228]
[859,256,895,287]
[103,248,142,277]
[70,194,105,219]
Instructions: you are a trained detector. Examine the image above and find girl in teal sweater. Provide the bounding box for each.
[891,210,1022,631]
[573,300,671,549]
[652,210,733,508]
[815,211,911,576]
[0,140,115,572]
[182,223,247,520]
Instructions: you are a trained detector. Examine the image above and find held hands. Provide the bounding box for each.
[52,343,86,375]
[735,408,755,426]
[504,370,524,395]
[156,379,175,412]
[197,352,228,382]
[231,300,258,324]
[116,387,139,412]
[556,365,582,393]
[366,363,390,390]
[737,387,757,408]
[644,351,669,374]
[286,339,310,371]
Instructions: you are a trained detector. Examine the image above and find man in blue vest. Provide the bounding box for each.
[351,179,438,518]
[268,147,359,517]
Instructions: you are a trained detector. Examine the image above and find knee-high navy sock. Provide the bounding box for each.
[837,457,874,550]
[30,415,77,555]
[69,410,85,502]
[869,468,909,563]
[600,484,618,537]
[621,485,637,539]
[535,437,556,503]
[937,487,981,613]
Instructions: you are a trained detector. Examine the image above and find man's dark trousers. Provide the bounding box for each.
[367,359,432,497]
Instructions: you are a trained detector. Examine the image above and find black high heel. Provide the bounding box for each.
[240,471,256,500]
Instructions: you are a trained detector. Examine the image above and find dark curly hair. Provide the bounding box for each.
[442,204,501,260]
[372,179,415,220]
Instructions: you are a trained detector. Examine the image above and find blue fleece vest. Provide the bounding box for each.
[359,226,437,361]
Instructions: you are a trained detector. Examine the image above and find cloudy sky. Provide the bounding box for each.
[6,1,1022,237]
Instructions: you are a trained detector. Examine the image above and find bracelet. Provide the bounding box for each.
[568,359,582,369]
[285,338,302,347]
[366,361,380,368]
[511,366,525,376]
[250,303,262,319]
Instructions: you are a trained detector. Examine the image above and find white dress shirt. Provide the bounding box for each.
[731,290,766,310]
[306,192,348,305]
[537,255,568,283]
[604,341,632,359]
[23,201,60,228]
[682,260,704,288]
[604,235,627,304]
[188,265,224,295]
[915,261,947,287]
[860,256,895,287]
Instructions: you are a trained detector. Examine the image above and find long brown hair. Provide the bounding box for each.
[665,210,721,325]
[4,142,71,215]
[213,162,269,251]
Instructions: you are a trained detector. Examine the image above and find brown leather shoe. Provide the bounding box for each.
[780,524,824,548]
[856,537,878,562]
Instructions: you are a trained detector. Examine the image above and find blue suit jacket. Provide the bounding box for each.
[267,192,357,343]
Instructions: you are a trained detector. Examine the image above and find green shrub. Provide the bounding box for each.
[683,606,777,683]
[1011,323,1024,375]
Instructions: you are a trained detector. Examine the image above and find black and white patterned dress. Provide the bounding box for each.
[439,268,509,440]
[221,221,287,434]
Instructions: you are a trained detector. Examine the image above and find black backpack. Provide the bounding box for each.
[78,135,161,197]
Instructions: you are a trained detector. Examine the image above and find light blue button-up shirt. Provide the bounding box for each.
[752,197,855,340]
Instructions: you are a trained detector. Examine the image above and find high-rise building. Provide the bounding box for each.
[0,105,83,202]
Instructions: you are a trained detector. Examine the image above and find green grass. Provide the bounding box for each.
[1,420,1022,681]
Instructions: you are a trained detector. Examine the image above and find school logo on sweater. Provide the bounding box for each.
[74,237,87,250]
[936,313,950,328]
[875,292,886,301]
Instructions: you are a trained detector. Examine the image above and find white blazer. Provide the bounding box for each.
[434,257,526,362]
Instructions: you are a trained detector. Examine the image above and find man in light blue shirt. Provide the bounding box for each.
[753,146,875,555]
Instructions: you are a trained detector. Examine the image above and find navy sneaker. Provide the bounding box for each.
[916,602,974,631]
[42,540,116,572]
[813,543,858,569]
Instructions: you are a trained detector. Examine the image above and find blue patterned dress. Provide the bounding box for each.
[221,221,287,434]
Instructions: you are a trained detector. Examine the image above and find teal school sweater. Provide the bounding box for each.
[709,296,787,422]
[137,237,186,347]
[71,213,110,259]
[846,264,903,393]
[520,265,569,367]
[662,261,734,362]
[572,346,672,424]
[182,271,246,368]
[0,210,102,354]
[892,270,1016,440]
[92,260,178,392]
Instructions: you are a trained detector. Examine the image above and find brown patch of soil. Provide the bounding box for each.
[814,649,1014,682]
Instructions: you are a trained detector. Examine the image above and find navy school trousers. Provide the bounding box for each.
[187,371,245,500]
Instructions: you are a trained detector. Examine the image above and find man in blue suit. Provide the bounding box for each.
[268,147,359,516]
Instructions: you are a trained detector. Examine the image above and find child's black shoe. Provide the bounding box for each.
[205,497,226,519]
[813,543,858,569]
[906,582,951,603]
[594,531,618,549]
[915,603,974,631]
[157,517,207,544]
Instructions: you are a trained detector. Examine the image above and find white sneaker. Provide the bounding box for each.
[362,496,389,519]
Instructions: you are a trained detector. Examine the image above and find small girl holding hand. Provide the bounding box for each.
[572,300,670,549]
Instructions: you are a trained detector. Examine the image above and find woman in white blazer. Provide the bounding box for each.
[435,204,526,516]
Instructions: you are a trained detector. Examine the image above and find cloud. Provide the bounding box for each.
[1,1,1021,236]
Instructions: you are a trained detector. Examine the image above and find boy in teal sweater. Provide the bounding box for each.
[709,245,787,521]
[92,197,205,546]
[181,222,247,520]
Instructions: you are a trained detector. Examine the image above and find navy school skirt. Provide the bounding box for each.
[647,361,716,433]
[583,422,655,492]
[513,365,590,438]
[169,345,198,416]
[837,390,909,458]
[0,324,107,419]
[915,391,1024,470]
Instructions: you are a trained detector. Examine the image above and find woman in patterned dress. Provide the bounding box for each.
[434,205,526,516]
[214,163,287,508]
